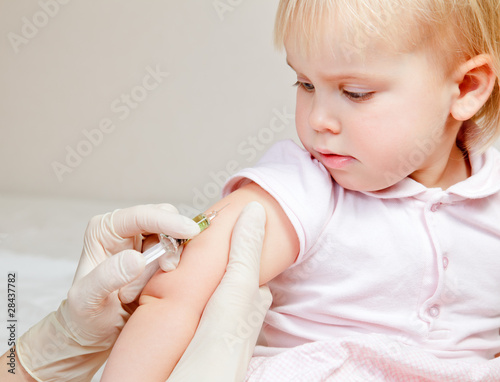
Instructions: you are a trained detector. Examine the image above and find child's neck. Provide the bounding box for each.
[409,143,471,190]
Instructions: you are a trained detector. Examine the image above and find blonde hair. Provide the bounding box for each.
[274,0,500,152]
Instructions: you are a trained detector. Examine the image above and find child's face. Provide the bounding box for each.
[286,30,460,191]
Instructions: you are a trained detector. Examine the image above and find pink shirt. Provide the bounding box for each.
[223,140,500,362]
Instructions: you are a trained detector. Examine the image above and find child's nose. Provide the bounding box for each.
[308,97,341,134]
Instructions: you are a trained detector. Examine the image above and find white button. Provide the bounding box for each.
[443,257,449,269]
[429,305,440,317]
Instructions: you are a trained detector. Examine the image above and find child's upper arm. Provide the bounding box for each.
[140,181,299,308]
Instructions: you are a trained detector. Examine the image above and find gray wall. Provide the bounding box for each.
[1,0,299,213]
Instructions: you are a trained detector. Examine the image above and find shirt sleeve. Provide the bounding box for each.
[222,140,335,264]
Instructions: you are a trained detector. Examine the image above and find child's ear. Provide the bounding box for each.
[450,54,496,121]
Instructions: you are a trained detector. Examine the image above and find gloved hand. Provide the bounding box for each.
[16,204,200,382]
[168,202,273,382]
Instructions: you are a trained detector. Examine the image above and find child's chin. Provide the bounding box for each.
[330,172,399,192]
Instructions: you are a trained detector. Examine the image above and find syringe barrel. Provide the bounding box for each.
[158,213,211,254]
[192,213,211,232]
[144,211,216,265]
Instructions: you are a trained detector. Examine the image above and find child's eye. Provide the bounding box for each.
[293,81,315,92]
[342,89,374,102]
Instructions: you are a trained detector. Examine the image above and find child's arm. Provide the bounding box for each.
[101,182,299,381]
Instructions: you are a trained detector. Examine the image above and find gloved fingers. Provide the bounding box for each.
[82,211,144,260]
[112,204,200,240]
[156,203,179,213]
[224,202,266,284]
[118,259,160,304]
[141,233,160,251]
[258,285,273,311]
[71,250,146,307]
[117,234,160,303]
[158,245,183,272]
[119,234,185,301]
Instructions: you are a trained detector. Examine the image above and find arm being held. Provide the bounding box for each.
[168,202,272,382]
[101,183,299,381]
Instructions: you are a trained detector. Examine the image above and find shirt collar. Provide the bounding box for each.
[361,146,500,201]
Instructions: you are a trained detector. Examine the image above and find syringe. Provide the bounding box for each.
[142,204,229,265]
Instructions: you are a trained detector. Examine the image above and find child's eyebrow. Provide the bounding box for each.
[286,58,388,83]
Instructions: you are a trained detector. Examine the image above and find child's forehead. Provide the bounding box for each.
[277,1,465,82]
[284,32,424,85]
[283,13,454,84]
[278,1,435,59]
[285,29,395,68]
[283,18,412,68]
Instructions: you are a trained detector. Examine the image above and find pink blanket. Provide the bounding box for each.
[246,335,500,381]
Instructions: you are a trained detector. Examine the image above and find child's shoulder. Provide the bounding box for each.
[225,139,334,195]
[259,139,328,171]
[462,144,500,196]
[485,144,500,168]
[224,139,337,264]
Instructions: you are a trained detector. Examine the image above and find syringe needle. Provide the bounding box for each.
[206,203,230,221]
[215,203,230,214]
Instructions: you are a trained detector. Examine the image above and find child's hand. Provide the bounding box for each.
[168,202,272,382]
[15,204,200,382]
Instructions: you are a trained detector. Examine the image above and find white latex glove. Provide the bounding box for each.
[16,204,200,382]
[168,202,273,382]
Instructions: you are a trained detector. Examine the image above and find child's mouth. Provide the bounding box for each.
[318,153,355,169]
